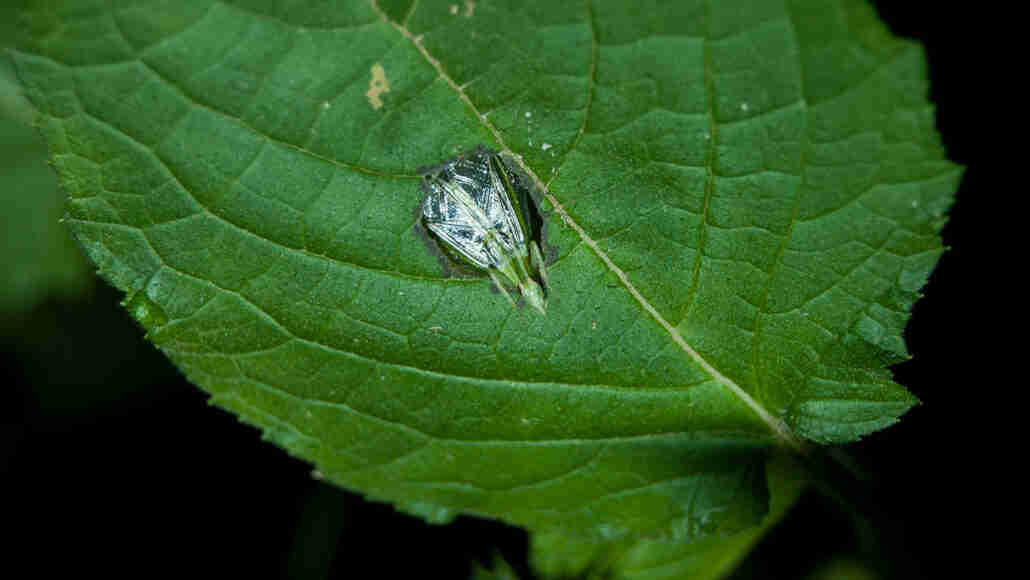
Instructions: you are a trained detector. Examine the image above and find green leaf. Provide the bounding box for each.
[1,59,91,318]
[11,0,958,551]
[530,453,806,580]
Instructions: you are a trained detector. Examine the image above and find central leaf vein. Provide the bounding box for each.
[370,0,804,451]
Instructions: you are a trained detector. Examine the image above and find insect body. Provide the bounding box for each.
[420,149,548,314]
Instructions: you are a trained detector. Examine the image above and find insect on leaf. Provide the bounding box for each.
[421,148,548,314]
[10,0,961,557]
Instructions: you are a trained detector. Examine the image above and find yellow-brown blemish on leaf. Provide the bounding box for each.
[365,63,390,110]
[463,0,475,18]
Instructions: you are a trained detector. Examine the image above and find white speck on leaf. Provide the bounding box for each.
[741,102,749,112]
[321,101,330,110]
[449,4,458,14]
[524,111,531,118]
[541,143,552,151]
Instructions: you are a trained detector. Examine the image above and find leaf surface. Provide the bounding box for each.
[530,453,806,580]
[12,0,958,545]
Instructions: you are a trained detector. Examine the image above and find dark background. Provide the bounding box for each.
[2,3,982,578]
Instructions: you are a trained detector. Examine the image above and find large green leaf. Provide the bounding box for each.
[530,452,806,579]
[11,0,958,550]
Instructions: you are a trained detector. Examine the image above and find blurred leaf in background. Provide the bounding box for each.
[0,35,92,322]
[804,559,878,580]
[1,1,181,422]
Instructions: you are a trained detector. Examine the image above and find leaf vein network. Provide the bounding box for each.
[370,0,804,451]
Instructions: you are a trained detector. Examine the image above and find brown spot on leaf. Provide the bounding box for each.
[365,63,390,110]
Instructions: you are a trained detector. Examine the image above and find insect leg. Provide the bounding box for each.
[530,241,548,287]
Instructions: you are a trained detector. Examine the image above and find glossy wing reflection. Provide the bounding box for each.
[420,148,548,314]
[421,151,524,268]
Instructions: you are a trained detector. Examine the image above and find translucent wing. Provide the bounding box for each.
[450,153,525,246]
[425,219,493,268]
[421,151,527,268]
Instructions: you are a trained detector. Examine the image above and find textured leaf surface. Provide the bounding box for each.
[530,453,805,580]
[12,0,958,546]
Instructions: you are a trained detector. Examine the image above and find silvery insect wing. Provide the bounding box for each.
[491,152,544,256]
[420,153,492,269]
[420,149,535,270]
[418,148,549,314]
